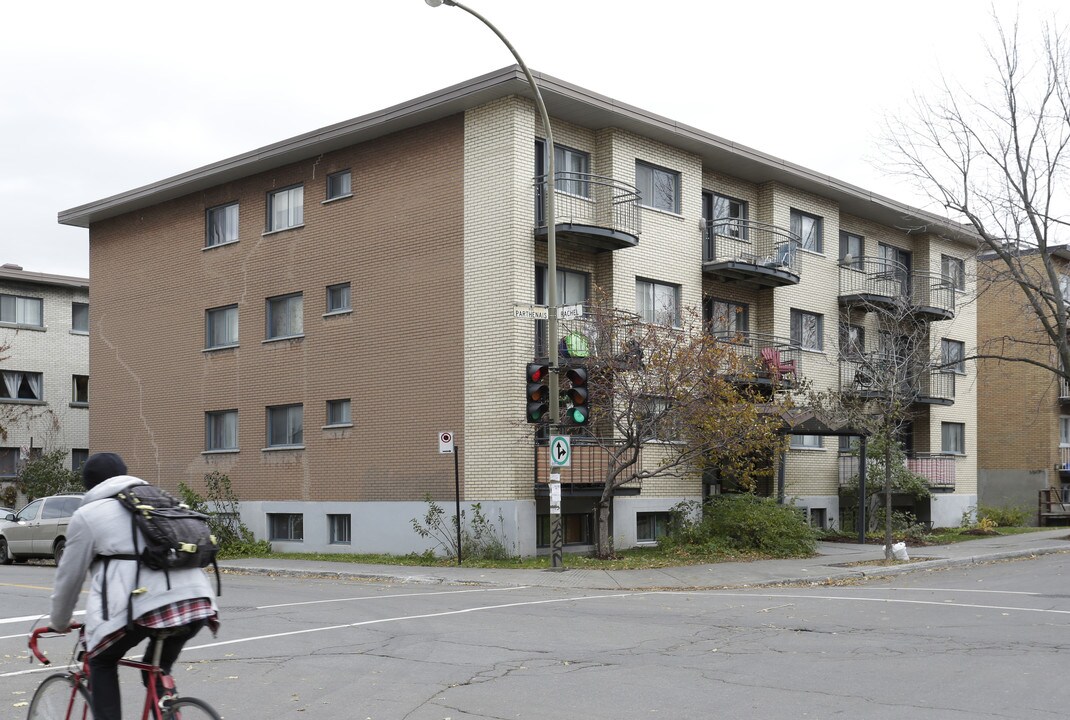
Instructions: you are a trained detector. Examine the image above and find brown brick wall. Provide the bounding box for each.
[88,115,466,502]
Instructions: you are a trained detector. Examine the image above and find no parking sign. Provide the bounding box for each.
[438,431,455,454]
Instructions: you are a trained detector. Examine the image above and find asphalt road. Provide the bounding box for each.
[4,556,1070,719]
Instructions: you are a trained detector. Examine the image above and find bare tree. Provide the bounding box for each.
[555,303,790,558]
[885,13,1070,377]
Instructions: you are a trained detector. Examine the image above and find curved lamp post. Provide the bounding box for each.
[425,0,563,568]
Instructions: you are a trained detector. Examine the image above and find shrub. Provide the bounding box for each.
[977,504,1029,527]
[663,494,816,557]
[17,449,81,501]
[178,472,270,557]
[411,495,516,560]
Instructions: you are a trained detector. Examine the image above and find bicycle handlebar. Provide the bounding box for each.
[28,622,84,665]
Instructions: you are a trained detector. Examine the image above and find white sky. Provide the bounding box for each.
[1,0,1064,278]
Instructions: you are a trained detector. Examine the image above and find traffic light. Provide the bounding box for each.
[526,362,550,423]
[562,366,589,425]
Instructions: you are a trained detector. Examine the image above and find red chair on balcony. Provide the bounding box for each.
[760,347,797,383]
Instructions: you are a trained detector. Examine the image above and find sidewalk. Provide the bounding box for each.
[217,529,1070,591]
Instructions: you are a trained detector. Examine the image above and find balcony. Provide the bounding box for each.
[710,332,802,391]
[702,219,801,289]
[838,354,955,406]
[533,437,643,495]
[1059,376,1070,403]
[534,173,641,252]
[839,259,955,321]
[839,452,956,490]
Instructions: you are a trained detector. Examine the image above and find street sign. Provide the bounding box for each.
[513,303,549,320]
[557,304,584,320]
[549,435,571,467]
[438,431,455,454]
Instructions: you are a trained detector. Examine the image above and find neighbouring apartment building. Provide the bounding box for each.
[0,263,90,500]
[58,67,979,554]
[977,247,1070,522]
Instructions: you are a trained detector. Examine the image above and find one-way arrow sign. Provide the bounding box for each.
[550,435,571,467]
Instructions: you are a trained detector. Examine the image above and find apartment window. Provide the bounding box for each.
[705,192,749,239]
[839,324,865,358]
[639,396,681,442]
[268,513,303,541]
[839,231,864,269]
[1062,275,1070,304]
[326,283,351,314]
[636,279,680,327]
[941,422,965,455]
[636,512,671,543]
[267,185,304,231]
[71,449,89,473]
[1,371,42,401]
[705,298,749,337]
[554,145,590,197]
[1060,417,1070,447]
[206,410,239,451]
[537,513,593,547]
[0,293,43,327]
[266,293,303,339]
[941,339,966,374]
[791,434,823,449]
[267,404,304,447]
[790,209,823,253]
[205,305,239,349]
[636,161,680,213]
[329,514,352,544]
[326,399,351,426]
[71,302,89,333]
[0,448,16,477]
[206,202,239,247]
[942,255,966,291]
[326,170,352,200]
[790,309,823,351]
[71,375,88,405]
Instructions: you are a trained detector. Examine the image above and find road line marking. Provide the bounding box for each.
[667,591,1070,614]
[850,587,1041,596]
[255,585,529,609]
[0,582,55,591]
[0,611,84,626]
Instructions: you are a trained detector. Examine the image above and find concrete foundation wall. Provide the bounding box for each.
[979,470,1047,525]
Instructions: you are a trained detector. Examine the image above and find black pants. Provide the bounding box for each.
[87,621,205,720]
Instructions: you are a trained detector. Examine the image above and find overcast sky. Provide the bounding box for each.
[1,0,1064,278]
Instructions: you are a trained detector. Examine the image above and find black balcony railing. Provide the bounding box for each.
[702,219,801,285]
[838,452,956,489]
[839,258,955,320]
[710,331,802,387]
[534,173,641,250]
[838,354,955,405]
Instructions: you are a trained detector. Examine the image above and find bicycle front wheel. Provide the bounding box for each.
[163,697,222,720]
[28,673,92,720]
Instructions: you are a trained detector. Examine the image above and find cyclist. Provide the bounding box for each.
[49,452,219,720]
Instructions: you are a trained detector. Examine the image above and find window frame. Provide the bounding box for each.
[705,297,749,338]
[941,422,966,455]
[266,404,304,449]
[265,293,304,341]
[326,170,352,201]
[71,375,88,406]
[205,202,239,247]
[326,398,352,427]
[839,323,865,359]
[790,434,824,450]
[328,514,352,544]
[941,254,966,291]
[205,305,239,349]
[839,231,864,269]
[205,409,239,452]
[636,511,671,543]
[71,449,89,473]
[790,309,824,351]
[266,184,305,232]
[1060,416,1070,447]
[636,278,680,328]
[635,160,681,214]
[71,302,89,333]
[0,293,44,327]
[0,370,44,402]
[553,145,591,198]
[0,447,17,478]
[941,338,966,374]
[267,512,304,541]
[790,209,823,253]
[326,283,351,315]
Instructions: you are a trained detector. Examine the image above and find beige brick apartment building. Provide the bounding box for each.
[59,67,979,554]
[0,264,90,502]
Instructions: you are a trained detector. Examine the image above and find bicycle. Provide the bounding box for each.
[27,622,221,720]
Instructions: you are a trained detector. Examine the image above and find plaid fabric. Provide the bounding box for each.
[88,598,218,658]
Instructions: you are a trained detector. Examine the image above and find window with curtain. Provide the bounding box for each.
[790,309,823,350]
[791,434,823,449]
[205,410,238,451]
[636,279,679,327]
[1,370,43,401]
[268,185,304,231]
[709,193,748,239]
[267,404,304,447]
[941,254,965,291]
[941,339,965,374]
[329,514,352,544]
[839,231,863,269]
[636,161,680,213]
[206,202,239,247]
[790,209,822,252]
[266,293,303,339]
[705,298,748,338]
[941,422,965,454]
[0,294,43,327]
[839,323,865,358]
[554,145,590,197]
[205,305,239,348]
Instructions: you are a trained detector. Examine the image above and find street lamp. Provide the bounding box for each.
[425,0,563,568]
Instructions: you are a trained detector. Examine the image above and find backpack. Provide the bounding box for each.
[99,484,221,628]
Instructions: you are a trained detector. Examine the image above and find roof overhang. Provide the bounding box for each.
[58,65,979,246]
[0,265,88,290]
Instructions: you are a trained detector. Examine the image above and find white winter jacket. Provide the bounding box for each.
[49,475,218,652]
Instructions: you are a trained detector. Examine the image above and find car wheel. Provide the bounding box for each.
[53,539,66,566]
[0,536,12,565]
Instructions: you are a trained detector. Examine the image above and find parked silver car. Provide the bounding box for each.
[0,494,83,564]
